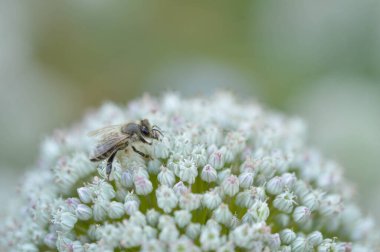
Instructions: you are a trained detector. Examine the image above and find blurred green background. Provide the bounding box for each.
[1,1,379,219]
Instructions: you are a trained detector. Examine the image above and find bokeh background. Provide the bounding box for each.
[1,1,380,220]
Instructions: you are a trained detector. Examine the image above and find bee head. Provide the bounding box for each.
[140,119,163,140]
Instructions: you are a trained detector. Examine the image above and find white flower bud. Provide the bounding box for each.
[99,181,116,200]
[124,192,140,215]
[72,241,84,252]
[201,164,218,183]
[186,223,201,240]
[291,236,312,252]
[65,198,81,212]
[293,180,309,198]
[213,203,233,226]
[134,175,153,195]
[129,211,147,226]
[44,233,57,248]
[173,181,189,196]
[179,192,201,211]
[218,169,231,184]
[174,210,192,228]
[88,224,101,241]
[307,231,323,246]
[266,176,284,195]
[75,204,92,220]
[222,175,239,197]
[93,202,107,221]
[108,201,124,219]
[60,211,78,231]
[156,185,178,213]
[319,194,342,217]
[202,189,222,210]
[208,150,225,170]
[238,171,255,189]
[146,209,160,227]
[159,224,179,243]
[242,201,269,223]
[200,225,222,251]
[143,226,158,239]
[230,223,253,249]
[77,187,92,204]
[147,159,161,174]
[281,173,297,189]
[157,166,176,186]
[120,170,134,188]
[141,239,165,252]
[192,145,207,167]
[279,245,292,252]
[268,233,281,251]
[158,215,175,230]
[280,229,296,245]
[301,190,322,211]
[178,159,198,184]
[293,206,311,224]
[273,191,296,214]
[275,213,290,228]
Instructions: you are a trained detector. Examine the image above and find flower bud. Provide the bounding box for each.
[291,236,312,252]
[77,187,92,204]
[279,229,296,245]
[156,185,178,213]
[178,159,198,184]
[213,204,233,226]
[134,175,153,195]
[108,201,125,219]
[238,171,255,189]
[173,181,189,196]
[273,191,296,214]
[242,201,269,223]
[146,209,160,227]
[124,192,140,215]
[179,192,201,211]
[222,175,239,197]
[307,231,323,246]
[202,189,222,210]
[93,202,107,222]
[208,150,225,170]
[293,206,311,224]
[186,223,201,240]
[174,210,192,228]
[120,170,134,188]
[76,204,92,220]
[60,212,78,231]
[159,224,179,243]
[201,164,218,183]
[266,176,284,195]
[157,166,175,186]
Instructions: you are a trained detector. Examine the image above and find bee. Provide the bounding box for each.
[89,119,163,180]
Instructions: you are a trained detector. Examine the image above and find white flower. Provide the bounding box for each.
[1,93,378,251]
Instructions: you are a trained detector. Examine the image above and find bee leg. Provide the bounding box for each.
[138,134,153,145]
[106,152,117,180]
[132,146,153,160]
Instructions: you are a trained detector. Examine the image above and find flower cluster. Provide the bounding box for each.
[0,92,378,251]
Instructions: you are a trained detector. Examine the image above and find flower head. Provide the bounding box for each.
[0,92,378,251]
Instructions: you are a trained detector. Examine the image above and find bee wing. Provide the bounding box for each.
[91,130,129,158]
[88,125,123,138]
